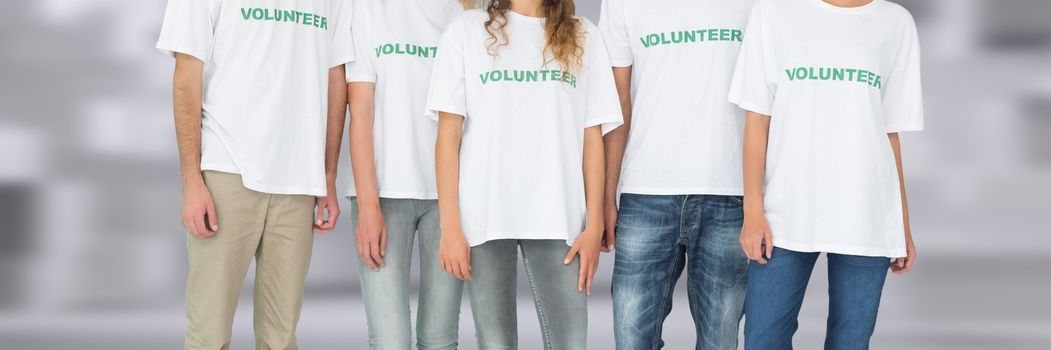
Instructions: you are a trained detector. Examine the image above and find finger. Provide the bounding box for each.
[206,203,219,233]
[321,207,340,231]
[465,248,472,273]
[600,231,612,253]
[564,244,580,265]
[607,230,616,251]
[182,218,199,238]
[577,259,586,293]
[314,203,325,228]
[585,265,595,296]
[752,241,767,265]
[193,212,213,238]
[370,239,385,268]
[380,228,388,257]
[359,241,378,270]
[461,260,472,281]
[452,262,466,281]
[764,232,774,260]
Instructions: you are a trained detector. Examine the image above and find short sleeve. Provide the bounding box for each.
[328,0,356,68]
[882,15,924,132]
[155,0,220,61]
[584,27,625,135]
[727,4,774,116]
[425,19,468,120]
[345,1,375,82]
[598,0,633,67]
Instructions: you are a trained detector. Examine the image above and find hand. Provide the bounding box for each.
[740,212,774,264]
[314,185,341,233]
[601,201,617,252]
[355,202,387,271]
[182,180,218,238]
[439,226,472,281]
[891,230,916,275]
[565,226,602,295]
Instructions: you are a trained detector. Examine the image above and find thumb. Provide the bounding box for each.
[206,202,219,232]
[314,202,325,226]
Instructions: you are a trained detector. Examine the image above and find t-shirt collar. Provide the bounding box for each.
[807,0,884,14]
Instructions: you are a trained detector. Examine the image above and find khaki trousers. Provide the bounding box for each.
[185,171,316,350]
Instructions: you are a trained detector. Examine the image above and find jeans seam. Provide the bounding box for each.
[522,244,553,350]
[678,195,689,239]
[651,247,682,349]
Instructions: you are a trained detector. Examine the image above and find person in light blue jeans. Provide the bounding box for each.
[350,199,464,350]
[611,194,749,350]
[341,1,474,348]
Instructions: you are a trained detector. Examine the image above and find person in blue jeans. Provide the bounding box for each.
[728,0,924,348]
[598,0,756,348]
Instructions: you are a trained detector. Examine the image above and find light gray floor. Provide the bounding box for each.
[2,253,1049,349]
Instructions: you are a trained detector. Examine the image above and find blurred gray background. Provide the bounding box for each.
[1,0,1050,349]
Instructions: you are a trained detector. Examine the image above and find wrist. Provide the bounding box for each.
[183,173,206,191]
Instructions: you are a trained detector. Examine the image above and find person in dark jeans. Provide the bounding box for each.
[598,0,755,348]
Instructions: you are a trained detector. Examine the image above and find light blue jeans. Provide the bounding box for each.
[351,198,465,350]
[467,239,587,350]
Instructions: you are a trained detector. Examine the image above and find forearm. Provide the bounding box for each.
[172,54,204,188]
[325,66,348,188]
[889,133,912,235]
[348,82,380,208]
[742,111,771,215]
[604,66,633,204]
[435,113,465,233]
[584,127,606,229]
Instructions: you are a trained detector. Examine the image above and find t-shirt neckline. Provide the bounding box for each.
[807,0,884,14]
[507,10,545,24]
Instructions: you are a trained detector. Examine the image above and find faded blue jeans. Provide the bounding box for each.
[612,194,748,350]
[467,239,587,350]
[744,247,891,350]
[351,198,465,350]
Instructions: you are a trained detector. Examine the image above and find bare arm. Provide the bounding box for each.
[600,66,632,252]
[347,82,387,270]
[314,65,347,233]
[436,112,472,281]
[564,125,606,295]
[888,133,916,274]
[740,111,773,264]
[173,53,217,238]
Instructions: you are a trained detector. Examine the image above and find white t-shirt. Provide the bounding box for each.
[344,0,464,200]
[426,10,624,247]
[599,0,754,196]
[157,0,354,196]
[728,0,924,258]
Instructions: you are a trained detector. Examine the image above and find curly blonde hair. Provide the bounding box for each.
[484,0,584,72]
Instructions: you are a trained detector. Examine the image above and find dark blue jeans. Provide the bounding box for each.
[612,194,748,350]
[744,247,891,350]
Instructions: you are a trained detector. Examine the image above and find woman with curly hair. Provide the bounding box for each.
[426,0,624,348]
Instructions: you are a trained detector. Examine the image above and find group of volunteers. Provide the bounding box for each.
[158,0,924,349]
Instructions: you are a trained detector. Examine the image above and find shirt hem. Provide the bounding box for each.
[344,190,438,200]
[202,165,326,197]
[619,186,743,196]
[774,240,906,258]
[467,232,575,247]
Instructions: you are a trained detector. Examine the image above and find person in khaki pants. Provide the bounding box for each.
[156,0,354,348]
